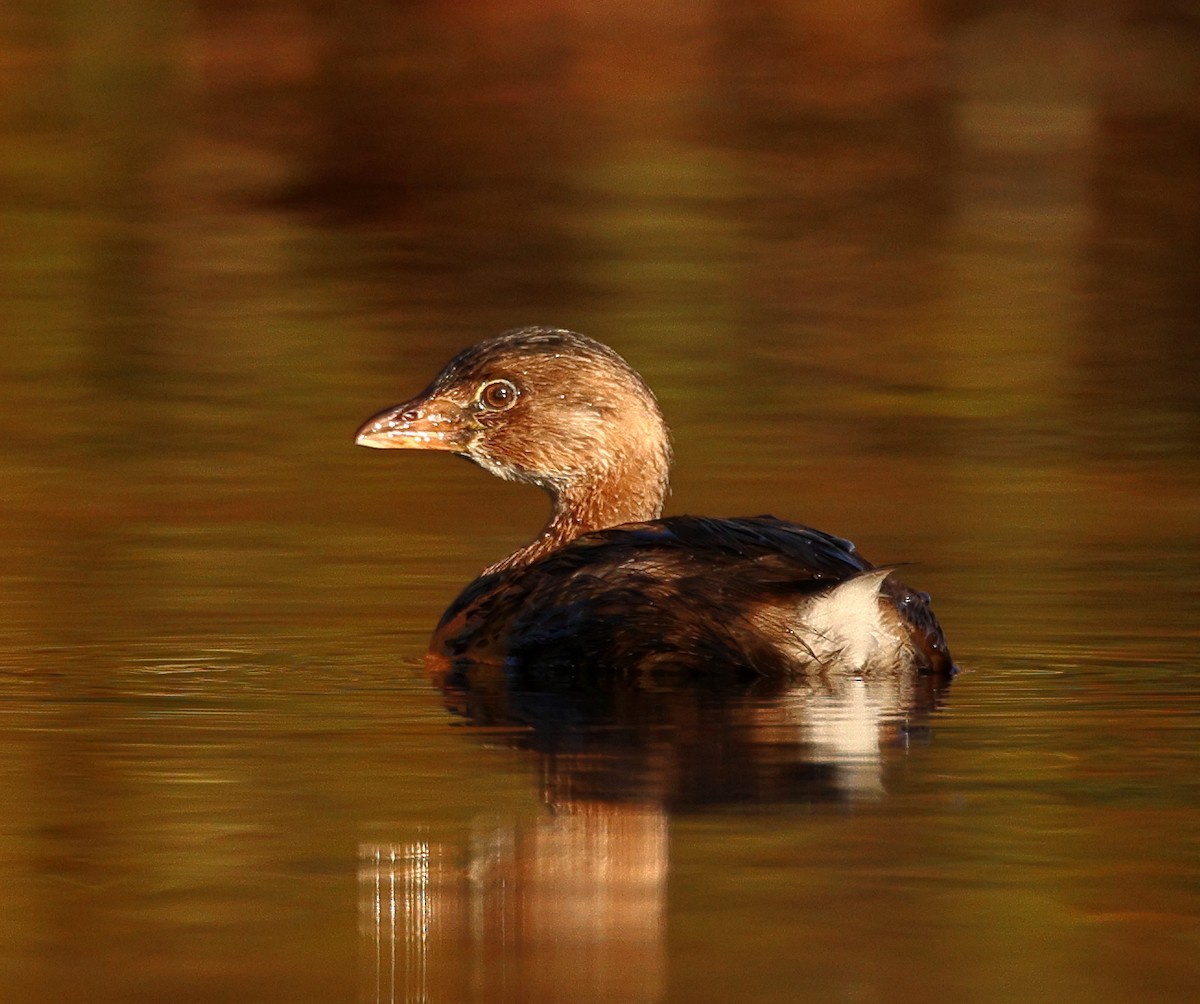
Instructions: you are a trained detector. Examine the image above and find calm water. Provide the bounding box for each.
[2,3,1199,1002]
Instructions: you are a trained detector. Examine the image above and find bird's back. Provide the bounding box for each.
[433,515,954,683]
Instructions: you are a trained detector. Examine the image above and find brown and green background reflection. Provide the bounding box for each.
[1,3,1197,1002]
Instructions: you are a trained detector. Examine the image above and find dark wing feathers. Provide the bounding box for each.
[435,514,881,676]
[562,515,868,576]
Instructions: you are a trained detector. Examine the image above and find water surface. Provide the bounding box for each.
[1,3,1198,1002]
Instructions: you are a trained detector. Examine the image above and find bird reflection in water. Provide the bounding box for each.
[360,805,669,1004]
[358,659,950,1004]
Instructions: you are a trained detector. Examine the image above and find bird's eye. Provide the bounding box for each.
[478,378,518,411]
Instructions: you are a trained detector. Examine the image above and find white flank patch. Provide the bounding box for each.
[792,569,905,671]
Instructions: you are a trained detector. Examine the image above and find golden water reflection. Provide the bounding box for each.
[1,1,1198,1001]
[358,665,945,1003]
[360,810,668,1004]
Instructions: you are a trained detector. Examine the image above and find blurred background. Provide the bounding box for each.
[2,0,1197,654]
[1,2,1198,1002]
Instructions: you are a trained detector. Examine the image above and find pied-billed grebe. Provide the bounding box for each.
[356,327,954,679]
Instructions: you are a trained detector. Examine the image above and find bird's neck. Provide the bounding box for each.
[484,449,669,575]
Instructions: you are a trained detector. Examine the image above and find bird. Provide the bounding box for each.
[356,326,954,684]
